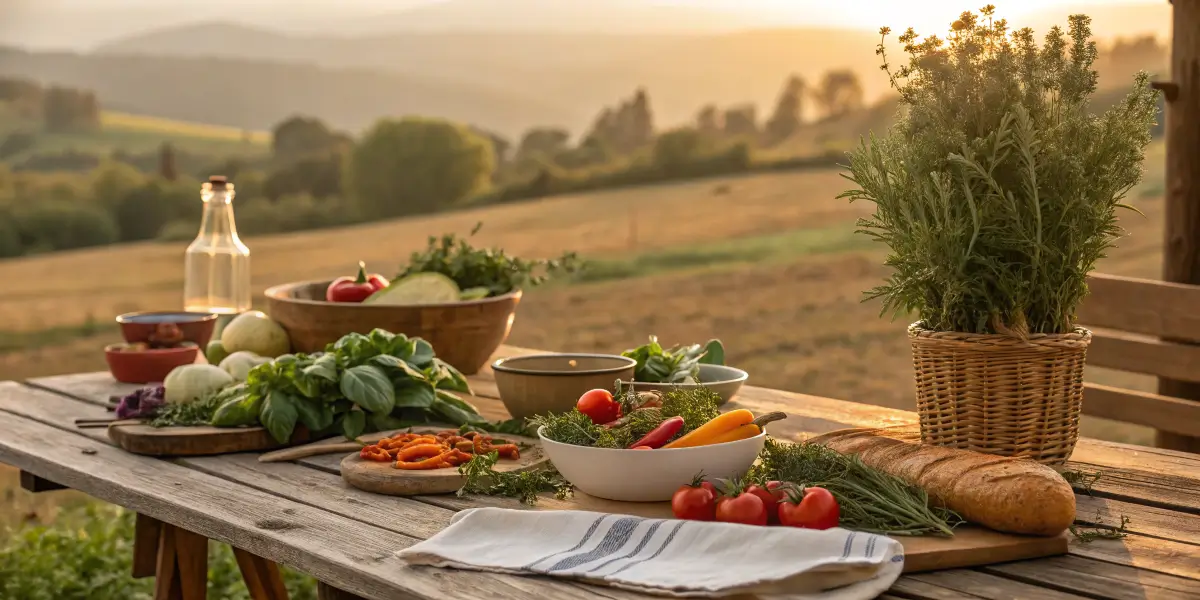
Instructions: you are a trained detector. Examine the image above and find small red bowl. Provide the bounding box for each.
[116,311,218,347]
[105,344,200,384]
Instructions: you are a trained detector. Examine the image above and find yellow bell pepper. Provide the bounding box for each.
[663,409,755,449]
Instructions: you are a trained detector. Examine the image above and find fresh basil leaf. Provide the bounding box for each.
[397,408,435,424]
[433,358,472,393]
[340,365,395,414]
[699,339,725,365]
[342,410,366,440]
[408,339,435,368]
[368,328,395,353]
[370,354,426,380]
[432,390,487,425]
[261,390,299,444]
[303,354,339,381]
[211,391,262,427]
[292,395,334,432]
[388,334,416,360]
[394,380,436,408]
[291,373,321,398]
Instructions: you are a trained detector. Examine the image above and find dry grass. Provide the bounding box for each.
[0,145,1173,448]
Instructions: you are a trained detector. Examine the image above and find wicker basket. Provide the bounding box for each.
[908,321,1092,466]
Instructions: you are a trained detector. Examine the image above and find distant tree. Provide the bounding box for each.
[516,127,571,160]
[347,117,494,219]
[765,75,806,145]
[696,105,722,137]
[114,180,177,242]
[471,127,511,164]
[264,154,342,200]
[0,132,36,159]
[90,160,144,209]
[811,70,864,120]
[722,105,758,139]
[0,207,21,258]
[584,88,656,155]
[653,127,705,172]
[271,115,348,164]
[159,142,178,181]
[42,87,100,133]
[0,77,44,119]
[16,201,118,251]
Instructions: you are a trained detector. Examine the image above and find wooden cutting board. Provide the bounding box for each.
[536,492,1068,574]
[107,422,313,457]
[341,428,548,496]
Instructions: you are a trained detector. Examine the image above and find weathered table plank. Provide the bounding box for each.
[982,555,1200,600]
[0,386,646,600]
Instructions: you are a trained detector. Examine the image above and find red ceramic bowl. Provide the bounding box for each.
[105,344,200,384]
[116,311,218,347]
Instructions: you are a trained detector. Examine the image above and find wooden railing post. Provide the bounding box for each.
[1158,0,1200,452]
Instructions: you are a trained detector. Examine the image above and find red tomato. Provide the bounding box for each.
[715,492,768,526]
[671,484,716,521]
[576,389,620,424]
[778,486,840,530]
[699,481,718,496]
[745,483,784,524]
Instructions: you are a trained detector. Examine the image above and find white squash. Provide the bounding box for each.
[163,364,234,405]
[218,351,271,382]
[221,311,291,358]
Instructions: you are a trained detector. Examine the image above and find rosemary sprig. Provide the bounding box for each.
[751,438,962,536]
[457,451,573,505]
[1070,510,1130,543]
[1060,468,1103,495]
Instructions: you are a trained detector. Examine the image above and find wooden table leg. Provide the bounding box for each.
[18,470,66,492]
[316,581,367,600]
[133,513,164,579]
[234,547,290,600]
[154,523,209,600]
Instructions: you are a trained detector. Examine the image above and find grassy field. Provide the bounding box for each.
[0,107,269,159]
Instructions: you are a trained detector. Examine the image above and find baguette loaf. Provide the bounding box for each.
[808,426,1075,536]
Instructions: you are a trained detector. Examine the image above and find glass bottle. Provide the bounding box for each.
[183,176,251,315]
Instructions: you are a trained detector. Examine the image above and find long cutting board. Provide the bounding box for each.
[107,422,313,457]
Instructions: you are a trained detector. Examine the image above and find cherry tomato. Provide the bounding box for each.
[671,482,716,521]
[576,389,620,424]
[745,483,784,524]
[778,486,840,530]
[715,492,768,526]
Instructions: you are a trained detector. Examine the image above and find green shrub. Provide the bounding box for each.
[0,503,317,600]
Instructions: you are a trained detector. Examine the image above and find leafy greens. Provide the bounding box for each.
[210,328,484,443]
[622,336,724,384]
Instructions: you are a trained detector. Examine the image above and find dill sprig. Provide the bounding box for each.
[752,438,961,536]
[457,451,572,505]
[1060,468,1103,495]
[839,7,1160,335]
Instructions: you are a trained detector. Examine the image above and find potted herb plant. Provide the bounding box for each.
[839,6,1160,464]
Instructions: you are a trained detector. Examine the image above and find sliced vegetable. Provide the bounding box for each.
[459,286,491,300]
[663,409,754,449]
[778,486,840,530]
[326,261,389,303]
[365,272,460,306]
[629,416,684,449]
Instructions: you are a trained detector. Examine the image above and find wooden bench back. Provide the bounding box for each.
[1076,273,1200,439]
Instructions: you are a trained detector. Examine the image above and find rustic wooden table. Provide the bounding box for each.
[2,345,1198,600]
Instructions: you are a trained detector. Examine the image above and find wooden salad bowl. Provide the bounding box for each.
[264,279,521,375]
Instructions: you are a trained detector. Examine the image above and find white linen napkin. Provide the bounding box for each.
[396,508,904,599]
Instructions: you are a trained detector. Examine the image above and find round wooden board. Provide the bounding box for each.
[340,428,547,496]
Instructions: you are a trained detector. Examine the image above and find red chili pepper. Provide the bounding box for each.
[326,262,390,303]
[629,416,685,449]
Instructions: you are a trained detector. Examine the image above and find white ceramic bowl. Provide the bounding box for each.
[621,364,749,406]
[537,425,767,502]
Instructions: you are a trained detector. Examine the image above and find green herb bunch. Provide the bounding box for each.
[209,329,486,443]
[458,451,573,505]
[530,387,722,449]
[839,6,1160,335]
[398,222,582,297]
[752,438,961,536]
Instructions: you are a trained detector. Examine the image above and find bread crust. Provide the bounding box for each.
[808,427,1076,536]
